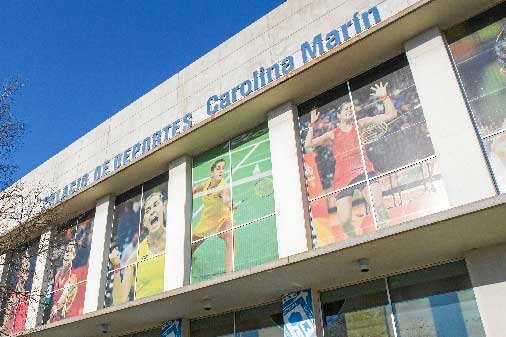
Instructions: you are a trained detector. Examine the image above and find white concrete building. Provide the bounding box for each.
[1,0,506,336]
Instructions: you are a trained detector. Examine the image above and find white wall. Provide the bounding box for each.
[465,243,506,337]
[83,195,115,313]
[405,27,496,206]
[268,102,311,258]
[165,156,192,291]
[17,0,416,207]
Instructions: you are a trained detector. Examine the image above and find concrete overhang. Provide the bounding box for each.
[21,188,506,337]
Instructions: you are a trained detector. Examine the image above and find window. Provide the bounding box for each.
[191,124,278,283]
[389,262,485,337]
[447,3,506,192]
[42,210,94,324]
[321,280,394,337]
[298,55,449,248]
[104,173,168,307]
[0,240,38,334]
[321,261,485,337]
[190,302,284,337]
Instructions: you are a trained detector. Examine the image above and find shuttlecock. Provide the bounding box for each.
[253,163,261,175]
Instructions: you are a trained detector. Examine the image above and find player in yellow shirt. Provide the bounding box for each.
[108,189,167,304]
[192,159,235,273]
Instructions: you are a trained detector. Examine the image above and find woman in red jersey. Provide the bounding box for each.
[305,82,396,235]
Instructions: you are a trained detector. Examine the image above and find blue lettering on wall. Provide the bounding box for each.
[46,5,382,206]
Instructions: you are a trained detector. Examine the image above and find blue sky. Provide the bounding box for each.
[1,0,285,181]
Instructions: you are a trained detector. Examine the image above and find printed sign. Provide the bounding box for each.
[161,319,182,337]
[282,290,316,337]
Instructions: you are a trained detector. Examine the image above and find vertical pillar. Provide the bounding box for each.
[404,27,496,206]
[25,228,52,329]
[268,102,311,258]
[311,289,324,337]
[165,155,192,291]
[465,243,506,337]
[83,195,115,313]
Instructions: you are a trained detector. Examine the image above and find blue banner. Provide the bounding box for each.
[282,289,316,337]
[161,319,182,337]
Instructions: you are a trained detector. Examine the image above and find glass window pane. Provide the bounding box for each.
[349,55,435,175]
[191,230,232,284]
[370,158,450,228]
[309,183,374,248]
[484,131,506,191]
[1,297,29,334]
[300,88,365,197]
[321,280,393,337]
[235,302,284,337]
[44,288,64,323]
[139,182,168,261]
[388,261,486,337]
[45,281,87,323]
[447,4,506,136]
[190,313,235,337]
[234,215,278,272]
[63,281,87,319]
[73,215,94,283]
[135,254,165,300]
[231,125,275,226]
[126,328,161,337]
[1,241,38,332]
[191,125,278,282]
[192,142,232,241]
[48,227,77,292]
[111,193,142,269]
[104,264,137,307]
[447,4,506,195]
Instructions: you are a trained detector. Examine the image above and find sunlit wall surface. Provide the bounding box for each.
[447,3,506,192]
[105,174,168,306]
[298,55,450,248]
[42,211,95,323]
[191,124,278,283]
[0,240,38,334]
[321,261,485,337]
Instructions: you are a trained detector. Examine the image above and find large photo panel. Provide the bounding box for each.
[0,241,38,334]
[191,142,233,283]
[299,55,447,248]
[191,125,278,283]
[43,211,95,323]
[447,4,506,191]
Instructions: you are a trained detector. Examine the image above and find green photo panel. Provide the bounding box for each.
[191,124,278,283]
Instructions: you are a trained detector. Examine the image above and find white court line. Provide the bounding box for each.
[192,142,265,219]
[193,170,272,199]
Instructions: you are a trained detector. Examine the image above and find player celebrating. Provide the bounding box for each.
[304,82,396,235]
[191,159,235,273]
[2,253,31,334]
[108,189,167,303]
[49,239,78,322]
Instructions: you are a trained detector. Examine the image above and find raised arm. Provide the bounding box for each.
[304,108,333,148]
[192,183,205,194]
[358,82,398,127]
[109,248,135,304]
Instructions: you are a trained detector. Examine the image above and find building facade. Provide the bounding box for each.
[1,0,506,336]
